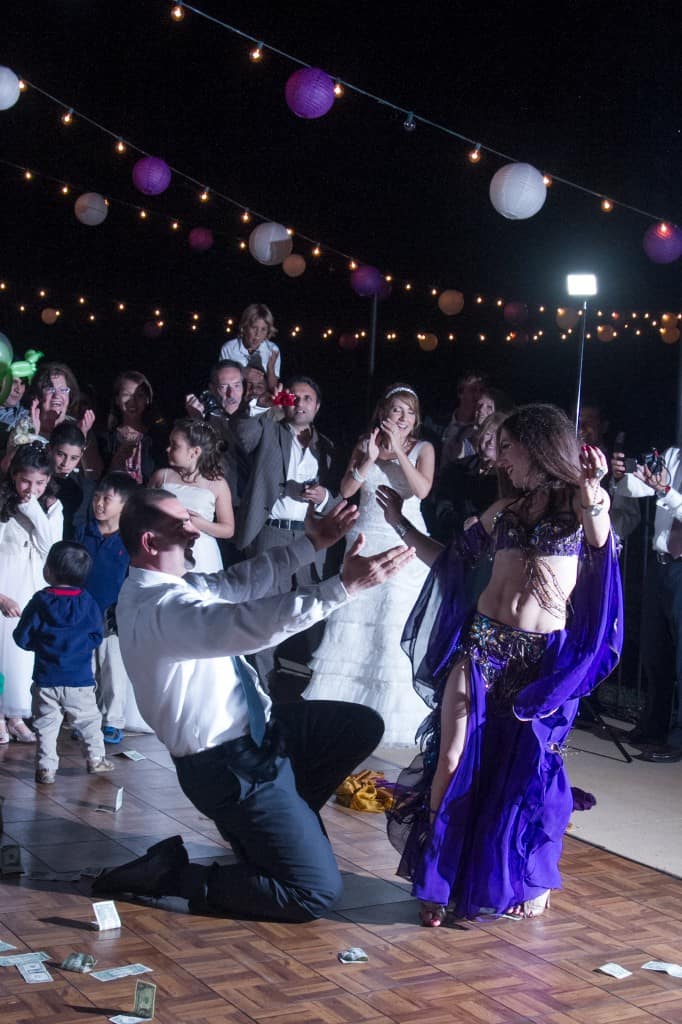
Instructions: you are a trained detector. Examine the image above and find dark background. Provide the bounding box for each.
[3,0,682,450]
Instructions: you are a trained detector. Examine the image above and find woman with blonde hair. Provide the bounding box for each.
[303,383,435,745]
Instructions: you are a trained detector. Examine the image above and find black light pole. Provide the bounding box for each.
[366,292,379,417]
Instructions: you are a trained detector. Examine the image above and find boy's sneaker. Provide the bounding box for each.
[35,768,56,785]
[87,757,115,774]
[102,727,124,745]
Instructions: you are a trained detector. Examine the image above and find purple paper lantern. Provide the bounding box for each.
[503,300,528,325]
[188,227,214,252]
[350,265,383,298]
[643,223,682,264]
[132,156,172,196]
[285,67,335,120]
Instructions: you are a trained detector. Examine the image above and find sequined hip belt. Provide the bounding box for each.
[458,612,550,709]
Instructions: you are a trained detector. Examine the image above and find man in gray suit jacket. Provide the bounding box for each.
[231,376,338,692]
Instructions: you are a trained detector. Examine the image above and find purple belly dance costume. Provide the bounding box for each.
[386,508,623,918]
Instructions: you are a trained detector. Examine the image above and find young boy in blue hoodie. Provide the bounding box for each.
[74,472,139,743]
[13,541,114,784]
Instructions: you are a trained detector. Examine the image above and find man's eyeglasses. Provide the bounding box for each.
[43,387,71,396]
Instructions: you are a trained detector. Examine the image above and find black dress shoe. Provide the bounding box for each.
[637,747,682,763]
[92,835,189,897]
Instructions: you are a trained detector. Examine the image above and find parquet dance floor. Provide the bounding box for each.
[1,729,681,1024]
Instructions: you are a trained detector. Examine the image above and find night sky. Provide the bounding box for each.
[3,0,682,448]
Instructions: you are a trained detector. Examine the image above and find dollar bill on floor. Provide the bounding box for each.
[0,845,23,876]
[596,963,632,979]
[109,1016,150,1024]
[61,952,97,973]
[96,787,124,813]
[17,960,53,983]
[0,952,50,966]
[133,979,157,1019]
[0,941,17,952]
[338,947,369,963]
[92,901,122,931]
[92,963,152,982]
[117,750,145,761]
[642,960,682,977]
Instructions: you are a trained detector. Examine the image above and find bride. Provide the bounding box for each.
[303,383,435,745]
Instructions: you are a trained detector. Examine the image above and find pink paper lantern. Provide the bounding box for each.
[338,332,359,351]
[285,67,335,119]
[503,301,528,325]
[643,223,682,264]
[350,265,383,297]
[142,321,163,339]
[188,227,214,252]
[132,156,172,196]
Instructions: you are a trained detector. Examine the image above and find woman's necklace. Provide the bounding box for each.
[178,467,200,484]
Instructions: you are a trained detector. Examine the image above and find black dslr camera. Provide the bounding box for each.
[624,448,665,475]
[199,389,224,419]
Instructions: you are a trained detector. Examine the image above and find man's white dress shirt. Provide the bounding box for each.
[270,425,328,520]
[117,537,348,757]
[616,447,682,556]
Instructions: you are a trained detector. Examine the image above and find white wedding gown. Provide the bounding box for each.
[304,442,430,746]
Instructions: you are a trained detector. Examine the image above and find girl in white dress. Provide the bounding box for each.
[149,418,234,573]
[0,444,63,743]
[304,384,435,745]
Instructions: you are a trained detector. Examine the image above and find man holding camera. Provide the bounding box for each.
[231,376,339,694]
[612,445,682,762]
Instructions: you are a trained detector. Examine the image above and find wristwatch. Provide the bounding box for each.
[394,520,410,539]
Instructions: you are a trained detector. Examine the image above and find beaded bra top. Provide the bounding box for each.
[492,506,582,557]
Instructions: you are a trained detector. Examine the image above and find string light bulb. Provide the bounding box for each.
[333,81,344,97]
[542,173,553,186]
[312,244,321,257]
[240,209,251,223]
[403,111,416,132]
[170,3,185,20]
[117,302,126,312]
[139,209,147,220]
[349,260,358,270]
[601,197,613,212]
[24,169,33,181]
[199,188,209,202]
[61,185,70,195]
[61,108,74,126]
[468,144,481,164]
[249,42,264,62]
[171,220,180,230]
[115,138,126,154]
[18,79,27,92]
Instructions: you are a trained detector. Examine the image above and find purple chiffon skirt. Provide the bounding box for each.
[387,613,577,918]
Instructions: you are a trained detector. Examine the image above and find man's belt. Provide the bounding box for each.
[266,517,306,531]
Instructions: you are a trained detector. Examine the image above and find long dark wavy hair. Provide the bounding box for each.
[0,443,58,522]
[171,418,224,481]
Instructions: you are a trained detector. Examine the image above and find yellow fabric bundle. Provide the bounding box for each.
[335,769,394,813]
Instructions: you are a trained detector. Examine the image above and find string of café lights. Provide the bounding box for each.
[5,143,682,348]
[1,256,681,349]
[10,0,679,312]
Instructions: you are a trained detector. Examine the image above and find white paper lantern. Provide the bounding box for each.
[0,67,21,111]
[248,222,293,266]
[74,192,109,227]
[489,162,547,220]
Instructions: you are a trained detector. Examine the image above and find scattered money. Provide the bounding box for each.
[92,901,122,931]
[92,963,152,982]
[596,963,632,979]
[642,960,682,977]
[134,979,157,1019]
[96,787,124,813]
[338,947,369,963]
[0,941,17,952]
[17,960,53,984]
[109,1016,149,1024]
[117,750,146,761]
[0,952,50,967]
[61,952,97,973]
[0,845,23,876]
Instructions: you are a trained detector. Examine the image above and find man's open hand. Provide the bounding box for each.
[340,534,415,594]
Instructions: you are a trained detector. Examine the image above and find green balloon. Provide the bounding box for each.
[0,361,12,406]
[0,333,13,366]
